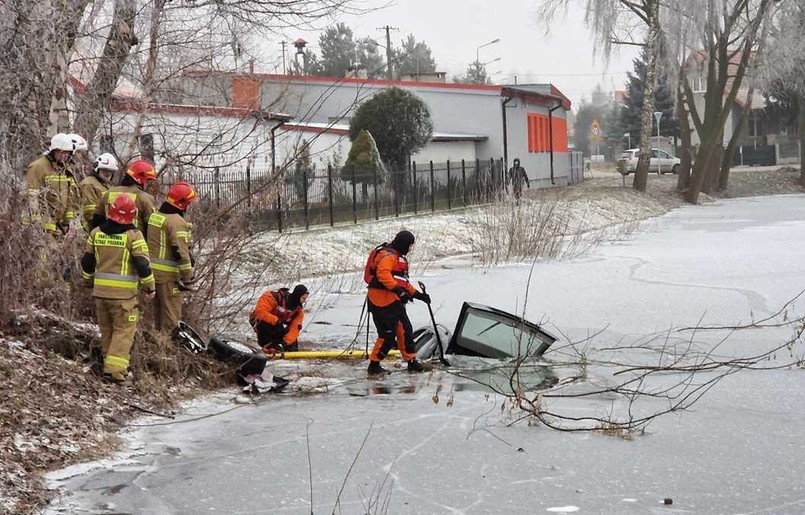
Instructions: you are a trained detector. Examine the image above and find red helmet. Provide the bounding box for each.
[125,160,157,185]
[165,182,198,211]
[107,194,137,225]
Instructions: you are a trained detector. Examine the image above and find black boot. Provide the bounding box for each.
[407,359,432,373]
[367,360,388,376]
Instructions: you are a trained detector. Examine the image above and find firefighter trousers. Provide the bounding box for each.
[154,281,182,333]
[95,297,139,375]
[368,300,416,362]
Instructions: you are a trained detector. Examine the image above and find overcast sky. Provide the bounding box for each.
[263,0,642,111]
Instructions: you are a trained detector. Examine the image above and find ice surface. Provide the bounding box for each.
[45,195,805,514]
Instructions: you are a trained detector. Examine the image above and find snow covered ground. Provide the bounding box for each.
[45,195,805,514]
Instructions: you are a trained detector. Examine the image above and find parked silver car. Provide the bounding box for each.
[619,148,681,174]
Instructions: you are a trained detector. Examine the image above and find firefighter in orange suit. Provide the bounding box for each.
[249,285,309,352]
[81,195,155,384]
[147,182,197,334]
[23,133,80,237]
[365,230,431,375]
[92,159,157,236]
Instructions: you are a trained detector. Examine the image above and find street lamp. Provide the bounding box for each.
[481,57,501,66]
[476,38,500,64]
[653,111,663,174]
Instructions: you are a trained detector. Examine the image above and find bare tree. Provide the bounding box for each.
[758,1,805,184]
[538,0,662,193]
[669,0,775,203]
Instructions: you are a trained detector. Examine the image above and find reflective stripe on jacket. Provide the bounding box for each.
[147,212,194,284]
[82,228,155,299]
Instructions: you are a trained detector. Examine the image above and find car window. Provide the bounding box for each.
[658,150,671,158]
[651,149,659,158]
[449,302,556,359]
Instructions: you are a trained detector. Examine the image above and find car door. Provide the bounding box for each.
[658,149,674,171]
[650,149,660,172]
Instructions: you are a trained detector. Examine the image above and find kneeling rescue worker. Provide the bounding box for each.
[365,230,431,375]
[250,285,309,353]
[81,195,155,384]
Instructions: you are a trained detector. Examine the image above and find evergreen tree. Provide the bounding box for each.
[342,129,386,199]
[349,87,433,187]
[623,49,677,143]
[455,61,491,85]
[356,37,385,78]
[393,34,437,76]
[317,23,356,77]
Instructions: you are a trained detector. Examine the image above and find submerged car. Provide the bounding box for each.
[413,301,557,361]
[619,148,681,175]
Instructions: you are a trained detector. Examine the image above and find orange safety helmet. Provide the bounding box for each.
[125,160,157,185]
[165,182,198,211]
[107,194,138,225]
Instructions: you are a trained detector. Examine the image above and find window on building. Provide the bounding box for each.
[692,73,706,93]
[140,133,155,162]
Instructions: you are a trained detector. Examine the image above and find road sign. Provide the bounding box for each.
[591,120,601,140]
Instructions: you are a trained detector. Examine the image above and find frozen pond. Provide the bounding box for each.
[46,195,805,514]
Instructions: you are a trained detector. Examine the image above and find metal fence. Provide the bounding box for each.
[194,158,509,231]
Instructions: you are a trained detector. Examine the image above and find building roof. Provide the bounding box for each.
[501,84,572,110]
[111,99,293,121]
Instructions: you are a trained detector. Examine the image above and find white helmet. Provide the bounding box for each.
[48,133,75,153]
[68,133,88,152]
[94,152,119,172]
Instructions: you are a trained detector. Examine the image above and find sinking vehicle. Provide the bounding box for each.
[413,301,557,362]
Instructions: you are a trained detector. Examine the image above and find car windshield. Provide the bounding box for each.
[620,152,632,159]
[447,302,556,359]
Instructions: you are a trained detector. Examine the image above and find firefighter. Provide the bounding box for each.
[91,159,157,235]
[23,133,81,237]
[81,194,155,384]
[249,285,309,353]
[147,181,197,334]
[67,133,91,177]
[364,230,431,375]
[79,153,118,229]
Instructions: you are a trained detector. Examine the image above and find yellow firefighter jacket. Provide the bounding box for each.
[81,226,156,299]
[24,155,79,233]
[94,185,156,233]
[146,212,194,284]
[78,174,110,228]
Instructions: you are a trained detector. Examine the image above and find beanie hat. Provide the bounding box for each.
[391,230,415,255]
[288,284,309,309]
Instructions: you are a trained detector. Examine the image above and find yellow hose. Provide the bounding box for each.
[264,349,401,360]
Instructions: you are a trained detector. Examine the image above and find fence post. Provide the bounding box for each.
[246,162,251,210]
[393,166,399,217]
[446,160,452,210]
[373,164,379,220]
[461,159,467,207]
[214,167,220,208]
[303,168,309,231]
[327,164,335,227]
[412,162,418,214]
[276,191,283,234]
[351,165,357,224]
[489,157,495,202]
[429,160,435,212]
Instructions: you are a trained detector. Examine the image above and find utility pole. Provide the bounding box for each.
[280,41,287,74]
[377,25,397,79]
